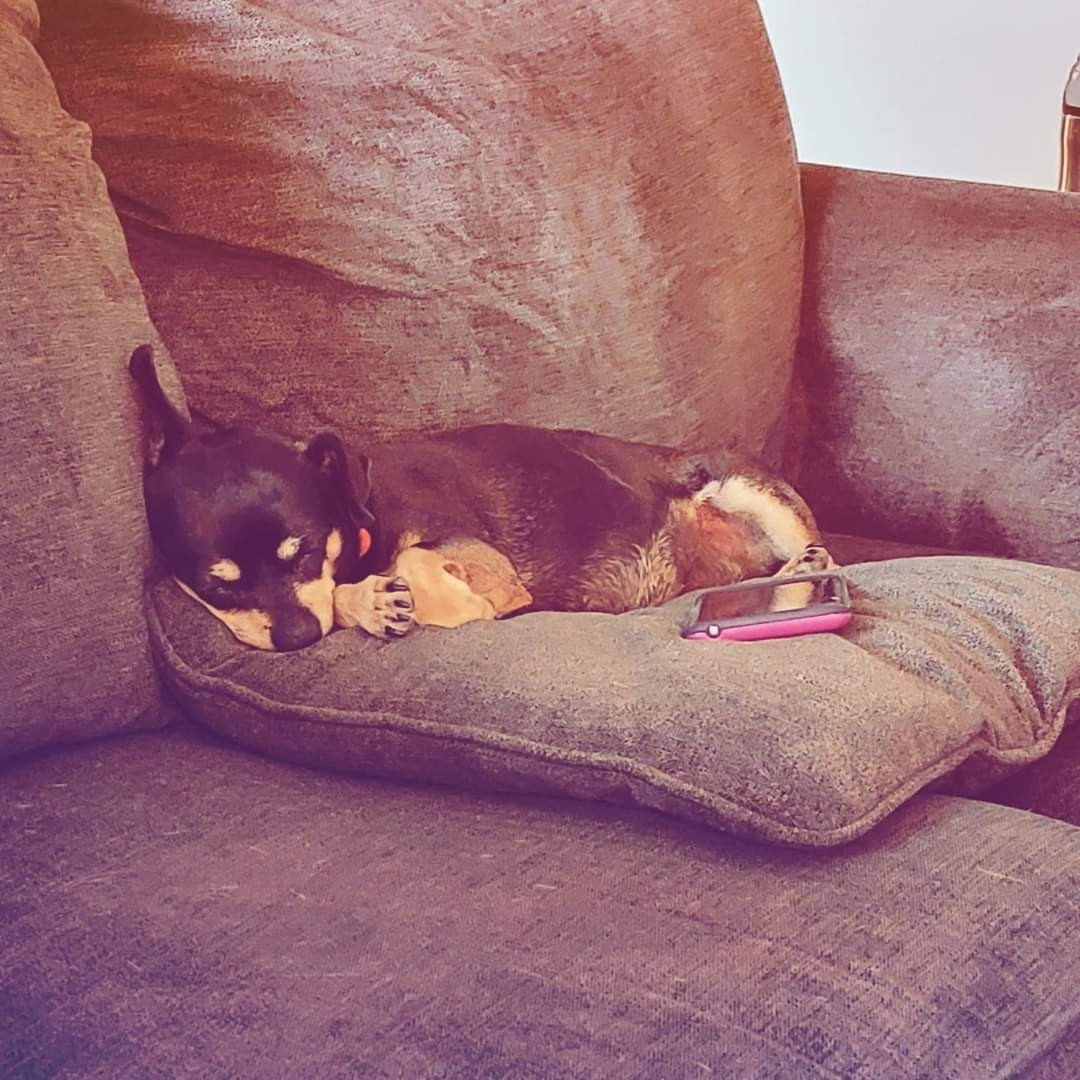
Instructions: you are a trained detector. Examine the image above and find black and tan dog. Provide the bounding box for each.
[130,346,834,651]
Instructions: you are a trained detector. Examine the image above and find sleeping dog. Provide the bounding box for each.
[130,346,834,651]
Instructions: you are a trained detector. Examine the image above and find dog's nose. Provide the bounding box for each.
[270,609,323,652]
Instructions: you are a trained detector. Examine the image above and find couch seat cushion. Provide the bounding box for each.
[3,726,1080,1078]
[149,556,1080,847]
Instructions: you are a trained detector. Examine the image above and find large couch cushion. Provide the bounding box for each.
[2,726,1080,1077]
[0,0,179,757]
[149,556,1080,847]
[37,0,804,466]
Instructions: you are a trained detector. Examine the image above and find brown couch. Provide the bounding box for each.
[3,0,1080,1075]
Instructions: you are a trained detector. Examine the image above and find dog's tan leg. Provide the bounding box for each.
[692,470,839,614]
[334,540,533,638]
[389,546,499,628]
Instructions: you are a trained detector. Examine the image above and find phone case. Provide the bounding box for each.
[681,570,852,642]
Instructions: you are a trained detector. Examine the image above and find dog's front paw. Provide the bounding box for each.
[334,576,415,639]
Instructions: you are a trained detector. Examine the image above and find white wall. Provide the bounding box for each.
[757,0,1079,190]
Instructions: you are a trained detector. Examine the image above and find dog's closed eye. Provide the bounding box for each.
[201,580,244,610]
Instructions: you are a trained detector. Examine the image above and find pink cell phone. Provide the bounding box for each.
[681,570,852,642]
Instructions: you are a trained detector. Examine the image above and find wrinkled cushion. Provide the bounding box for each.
[0,0,178,757]
[149,556,1080,847]
[38,0,803,465]
[3,726,1080,1078]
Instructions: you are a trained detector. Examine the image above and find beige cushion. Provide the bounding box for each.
[38,0,804,463]
[148,556,1080,847]
[0,0,179,756]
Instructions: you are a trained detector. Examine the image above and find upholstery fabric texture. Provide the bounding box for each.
[0,0,177,757]
[1020,1016,1080,1080]
[2,726,1080,1079]
[149,556,1080,847]
[37,0,804,466]
[798,164,1080,568]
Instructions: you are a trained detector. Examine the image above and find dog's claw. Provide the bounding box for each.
[334,577,415,640]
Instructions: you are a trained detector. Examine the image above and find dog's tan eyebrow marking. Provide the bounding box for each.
[276,536,302,562]
[209,559,242,582]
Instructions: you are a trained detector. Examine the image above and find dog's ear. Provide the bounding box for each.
[128,345,191,466]
[304,431,375,529]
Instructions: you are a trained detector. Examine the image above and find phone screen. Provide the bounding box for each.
[697,576,834,620]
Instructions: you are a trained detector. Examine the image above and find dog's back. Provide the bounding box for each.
[362,425,811,613]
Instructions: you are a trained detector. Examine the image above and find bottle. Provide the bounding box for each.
[1061,55,1080,192]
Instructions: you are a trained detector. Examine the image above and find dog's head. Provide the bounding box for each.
[130,346,373,651]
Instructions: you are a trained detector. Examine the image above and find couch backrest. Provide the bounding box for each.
[797,166,1080,568]
[38,0,804,464]
[0,0,180,756]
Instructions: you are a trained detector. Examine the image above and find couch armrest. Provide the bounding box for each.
[795,164,1080,568]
